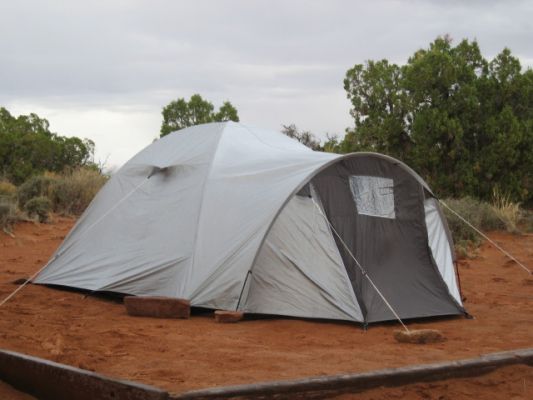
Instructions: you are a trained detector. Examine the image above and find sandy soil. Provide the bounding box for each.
[0,217,531,396]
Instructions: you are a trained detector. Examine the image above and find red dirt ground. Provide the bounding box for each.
[0,217,532,397]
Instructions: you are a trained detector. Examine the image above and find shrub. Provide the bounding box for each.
[50,168,107,215]
[0,180,17,198]
[521,209,533,233]
[1,180,19,231]
[24,196,52,222]
[17,175,56,208]
[0,197,17,230]
[442,197,505,248]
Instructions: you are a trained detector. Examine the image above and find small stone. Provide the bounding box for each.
[214,310,244,323]
[394,329,445,344]
[124,296,190,319]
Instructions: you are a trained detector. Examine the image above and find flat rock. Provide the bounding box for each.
[214,310,244,323]
[394,329,445,344]
[124,296,190,319]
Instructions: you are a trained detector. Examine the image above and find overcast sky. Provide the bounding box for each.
[1,0,532,169]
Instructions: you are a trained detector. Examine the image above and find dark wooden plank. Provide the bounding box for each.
[172,348,533,399]
[0,349,169,400]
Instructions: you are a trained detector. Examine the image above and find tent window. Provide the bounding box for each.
[349,176,395,219]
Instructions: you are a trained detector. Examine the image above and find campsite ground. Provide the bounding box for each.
[0,217,532,398]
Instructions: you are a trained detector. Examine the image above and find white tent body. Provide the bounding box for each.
[244,189,364,321]
[424,198,461,303]
[35,122,464,323]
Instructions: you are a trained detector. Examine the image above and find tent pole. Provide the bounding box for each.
[453,260,466,302]
[235,270,252,311]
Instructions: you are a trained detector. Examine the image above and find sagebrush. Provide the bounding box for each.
[24,196,52,223]
[442,197,505,248]
[16,168,107,216]
[50,168,107,215]
[442,195,530,258]
[0,197,17,230]
[17,175,55,208]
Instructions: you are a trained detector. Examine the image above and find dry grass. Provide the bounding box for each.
[491,187,521,233]
[443,191,529,258]
[0,180,17,198]
[50,168,108,215]
[2,167,107,228]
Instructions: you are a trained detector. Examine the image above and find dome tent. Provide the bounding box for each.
[35,122,465,323]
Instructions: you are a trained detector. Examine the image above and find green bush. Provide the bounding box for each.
[17,175,56,208]
[50,168,107,215]
[0,107,95,185]
[24,196,52,222]
[442,197,505,248]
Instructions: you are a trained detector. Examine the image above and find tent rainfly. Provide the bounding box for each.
[35,122,466,324]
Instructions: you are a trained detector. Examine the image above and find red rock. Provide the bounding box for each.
[393,329,445,344]
[214,310,244,323]
[124,296,190,319]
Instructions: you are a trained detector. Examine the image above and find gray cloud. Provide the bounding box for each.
[1,0,532,167]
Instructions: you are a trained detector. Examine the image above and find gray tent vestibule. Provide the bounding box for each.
[35,122,465,324]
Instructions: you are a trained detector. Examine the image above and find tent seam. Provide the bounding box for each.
[182,122,227,298]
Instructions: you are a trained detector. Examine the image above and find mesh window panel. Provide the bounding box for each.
[349,175,395,219]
